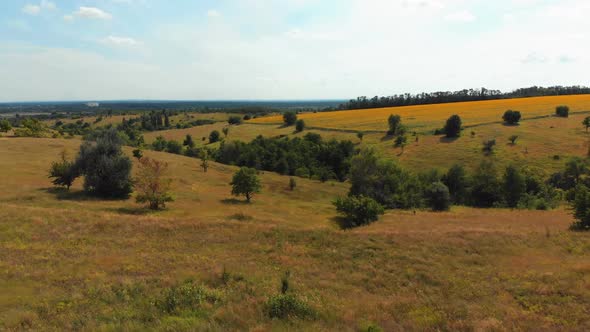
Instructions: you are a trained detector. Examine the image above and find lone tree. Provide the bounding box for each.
[509,135,519,145]
[395,135,408,153]
[48,150,78,190]
[482,139,496,155]
[183,134,195,148]
[357,131,364,142]
[228,116,243,125]
[289,177,297,191]
[444,115,462,138]
[222,127,230,138]
[583,116,590,132]
[230,167,261,203]
[503,110,522,125]
[426,182,451,211]
[135,157,174,210]
[0,119,12,133]
[200,149,209,173]
[209,130,221,144]
[295,119,306,132]
[74,129,133,198]
[556,105,570,118]
[333,195,384,228]
[387,114,402,136]
[572,184,590,230]
[283,112,298,126]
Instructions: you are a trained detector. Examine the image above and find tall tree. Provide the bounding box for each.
[230,167,261,203]
[444,115,462,138]
[135,157,174,210]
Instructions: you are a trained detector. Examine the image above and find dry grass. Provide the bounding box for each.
[251,95,590,132]
[1,137,590,331]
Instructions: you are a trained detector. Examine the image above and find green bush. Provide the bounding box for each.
[295,119,306,132]
[155,281,221,315]
[503,110,522,124]
[556,105,569,118]
[266,294,316,320]
[283,112,297,126]
[334,195,385,228]
[426,182,451,211]
[571,185,590,230]
[444,115,462,138]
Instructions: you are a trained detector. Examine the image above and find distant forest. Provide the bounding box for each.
[339,86,590,110]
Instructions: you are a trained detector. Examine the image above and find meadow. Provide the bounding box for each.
[1,137,590,331]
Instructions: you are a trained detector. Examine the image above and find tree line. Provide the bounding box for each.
[339,86,590,110]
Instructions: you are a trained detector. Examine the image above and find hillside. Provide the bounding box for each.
[1,137,590,331]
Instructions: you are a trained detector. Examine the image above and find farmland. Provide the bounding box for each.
[2,137,590,331]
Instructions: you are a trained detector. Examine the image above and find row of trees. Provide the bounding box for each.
[340,86,590,110]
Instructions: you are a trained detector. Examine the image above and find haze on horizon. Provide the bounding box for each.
[0,0,588,102]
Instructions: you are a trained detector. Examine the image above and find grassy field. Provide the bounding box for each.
[250,95,590,133]
[2,137,590,331]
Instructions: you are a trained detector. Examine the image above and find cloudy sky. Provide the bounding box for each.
[0,0,588,102]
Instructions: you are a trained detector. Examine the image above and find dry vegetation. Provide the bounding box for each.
[1,137,590,331]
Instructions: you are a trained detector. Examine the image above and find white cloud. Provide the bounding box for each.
[40,0,56,10]
[445,10,476,23]
[22,5,41,15]
[63,15,74,22]
[100,36,142,47]
[73,7,113,20]
[207,10,221,17]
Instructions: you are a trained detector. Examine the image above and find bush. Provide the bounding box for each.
[442,164,469,205]
[503,110,522,124]
[426,182,451,211]
[556,105,569,118]
[209,130,221,144]
[482,139,496,154]
[243,114,252,121]
[166,140,183,154]
[503,165,526,208]
[48,151,78,190]
[135,157,174,210]
[289,178,297,191]
[183,134,195,148]
[230,167,261,202]
[444,115,462,138]
[15,118,47,137]
[509,135,519,144]
[74,129,133,198]
[132,149,143,159]
[228,116,243,125]
[0,119,12,132]
[152,136,167,151]
[470,161,502,207]
[266,294,316,320]
[583,116,590,132]
[155,281,221,314]
[283,112,297,126]
[333,195,385,228]
[295,119,306,132]
[387,114,403,136]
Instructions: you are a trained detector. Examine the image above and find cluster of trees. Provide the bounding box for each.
[0,119,12,132]
[339,86,590,110]
[53,119,92,136]
[215,134,355,182]
[334,148,560,227]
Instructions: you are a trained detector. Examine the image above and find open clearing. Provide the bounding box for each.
[1,137,590,331]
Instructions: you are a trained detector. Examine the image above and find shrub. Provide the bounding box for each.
[266,294,316,320]
[283,112,297,126]
[209,130,221,144]
[230,167,261,202]
[387,114,402,136]
[571,185,590,230]
[583,116,590,132]
[243,114,252,121]
[0,119,12,132]
[357,132,364,141]
[470,161,502,207]
[295,119,306,132]
[426,182,451,211]
[333,195,385,228]
[183,134,195,148]
[166,140,183,154]
[509,135,519,144]
[48,151,78,190]
[15,118,47,137]
[228,116,243,125]
[74,129,133,198]
[444,115,462,138]
[132,149,143,159]
[503,165,526,208]
[482,139,496,154]
[556,105,569,118]
[200,149,209,173]
[152,136,167,151]
[502,110,522,124]
[289,178,297,191]
[135,157,174,210]
[395,135,408,151]
[155,281,221,314]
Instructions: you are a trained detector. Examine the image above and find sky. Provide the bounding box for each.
[0,0,588,102]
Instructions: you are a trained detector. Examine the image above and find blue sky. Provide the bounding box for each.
[0,0,588,101]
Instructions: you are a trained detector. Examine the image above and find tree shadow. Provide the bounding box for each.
[221,198,250,205]
[380,134,394,142]
[109,206,153,215]
[439,136,459,143]
[40,187,94,201]
[330,216,355,230]
[501,122,520,127]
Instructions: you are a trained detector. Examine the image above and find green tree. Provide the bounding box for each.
[230,167,261,202]
[470,161,502,207]
[395,135,408,152]
[482,139,496,155]
[166,140,183,154]
[426,182,451,211]
[152,136,167,151]
[582,116,590,132]
[357,131,364,142]
[132,149,143,159]
[387,114,402,136]
[0,119,12,132]
[183,134,195,148]
[503,165,526,208]
[556,105,569,118]
[333,195,385,228]
[572,184,590,230]
[442,164,469,205]
[222,127,229,137]
[228,116,243,125]
[295,119,306,132]
[502,110,522,125]
[135,157,174,210]
[74,129,133,198]
[209,130,221,144]
[289,177,297,191]
[509,135,519,145]
[48,150,78,190]
[15,118,47,137]
[444,115,462,138]
[200,149,209,173]
[283,112,297,126]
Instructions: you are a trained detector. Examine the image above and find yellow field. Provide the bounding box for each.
[251,95,590,132]
[2,137,590,330]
